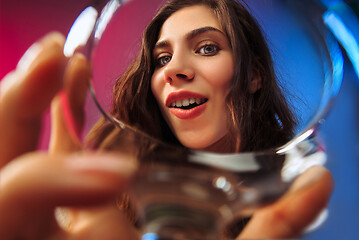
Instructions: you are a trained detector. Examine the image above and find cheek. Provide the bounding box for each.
[150,72,163,103]
[151,71,172,124]
[205,54,234,91]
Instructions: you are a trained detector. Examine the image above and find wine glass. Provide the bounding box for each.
[63,0,343,239]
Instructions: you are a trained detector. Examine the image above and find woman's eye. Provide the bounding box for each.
[156,55,171,67]
[197,45,219,55]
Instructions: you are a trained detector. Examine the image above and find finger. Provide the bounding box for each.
[49,53,90,153]
[0,32,66,166]
[0,151,136,239]
[238,166,333,239]
[60,204,139,240]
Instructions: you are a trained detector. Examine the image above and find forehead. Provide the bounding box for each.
[158,5,222,40]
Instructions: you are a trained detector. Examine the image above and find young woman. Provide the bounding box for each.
[89,0,296,155]
[85,1,298,236]
[0,0,333,239]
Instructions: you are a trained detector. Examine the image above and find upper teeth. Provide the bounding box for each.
[170,98,204,107]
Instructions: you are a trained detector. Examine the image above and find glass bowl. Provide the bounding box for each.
[63,0,343,239]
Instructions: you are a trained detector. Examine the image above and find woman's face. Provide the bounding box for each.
[151,5,234,152]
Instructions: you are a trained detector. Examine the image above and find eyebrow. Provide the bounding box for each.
[187,26,225,40]
[154,26,225,49]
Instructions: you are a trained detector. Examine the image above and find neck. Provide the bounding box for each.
[201,134,239,153]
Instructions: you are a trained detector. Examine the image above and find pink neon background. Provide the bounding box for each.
[1,0,94,149]
[0,0,160,148]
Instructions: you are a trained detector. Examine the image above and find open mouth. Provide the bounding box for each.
[169,98,208,110]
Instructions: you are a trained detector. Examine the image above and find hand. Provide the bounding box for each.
[238,166,333,239]
[0,32,138,240]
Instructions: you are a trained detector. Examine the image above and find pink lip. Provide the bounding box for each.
[165,91,208,119]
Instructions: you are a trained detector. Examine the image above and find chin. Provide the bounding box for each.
[179,134,232,153]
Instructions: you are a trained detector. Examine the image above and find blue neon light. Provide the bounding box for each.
[317,0,344,9]
[323,11,359,79]
[142,233,159,240]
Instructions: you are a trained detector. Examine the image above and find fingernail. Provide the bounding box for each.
[16,42,42,71]
[67,153,137,178]
[17,32,65,71]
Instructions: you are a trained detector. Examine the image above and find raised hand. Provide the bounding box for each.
[0,32,138,240]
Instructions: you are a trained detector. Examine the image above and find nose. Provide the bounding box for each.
[164,53,195,84]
